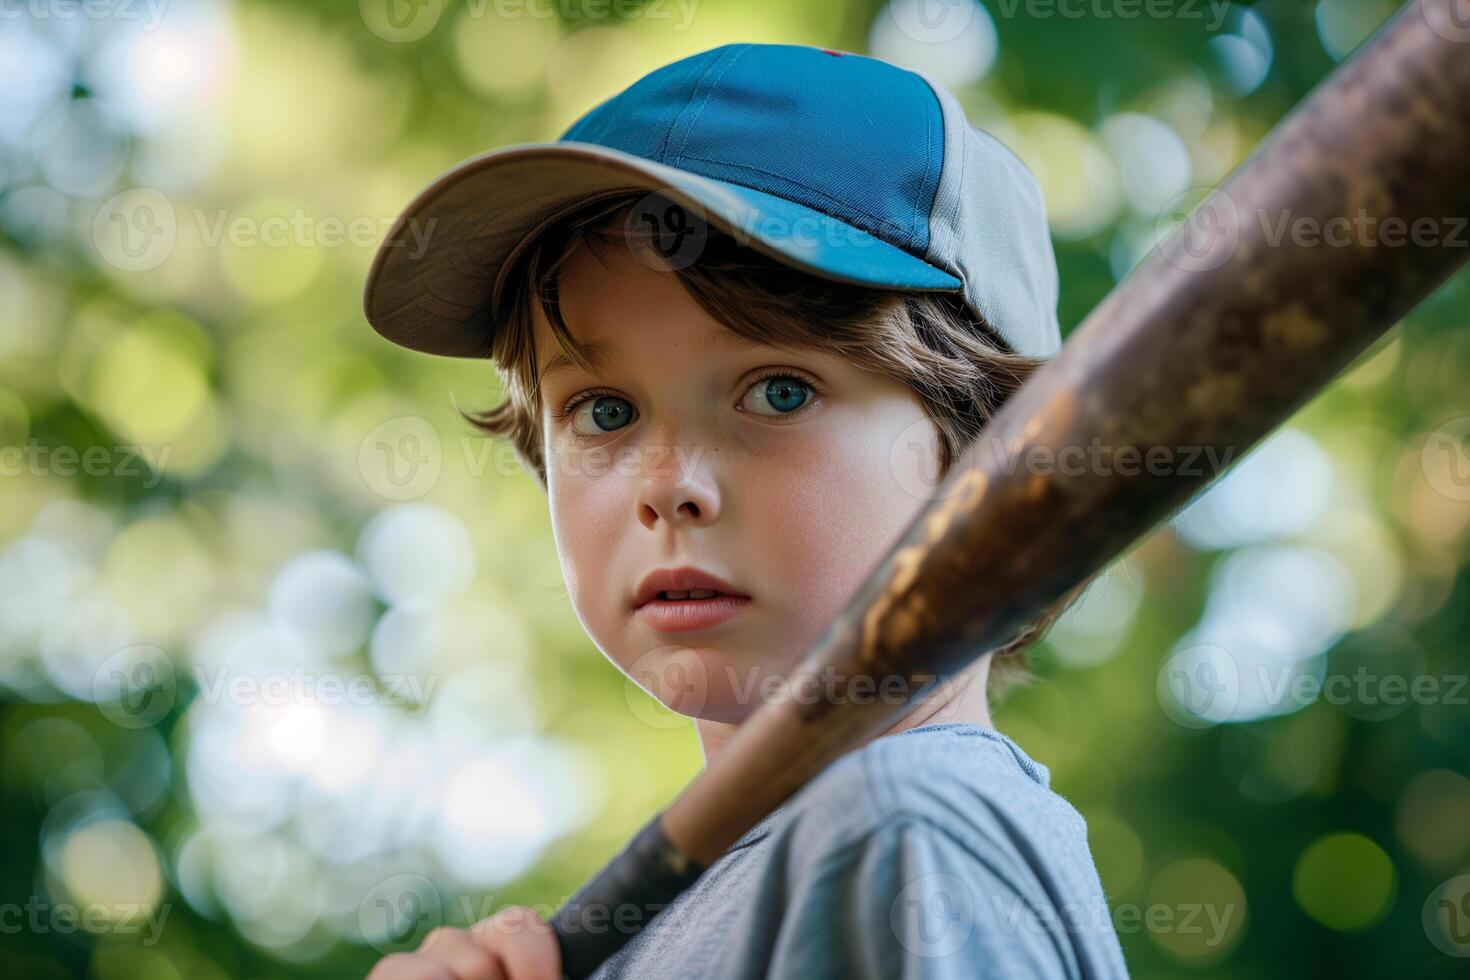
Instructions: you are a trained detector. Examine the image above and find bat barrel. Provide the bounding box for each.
[553,1,1470,975]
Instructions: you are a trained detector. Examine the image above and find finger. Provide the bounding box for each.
[471,908,559,980]
[367,952,452,980]
[419,927,504,980]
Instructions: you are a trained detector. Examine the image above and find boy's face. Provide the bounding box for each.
[533,239,943,724]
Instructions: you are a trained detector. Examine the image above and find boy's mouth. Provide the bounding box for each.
[634,590,752,632]
[631,566,750,611]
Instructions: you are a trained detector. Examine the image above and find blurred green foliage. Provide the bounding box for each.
[1,0,1468,978]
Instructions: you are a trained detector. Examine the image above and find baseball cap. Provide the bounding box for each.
[363,42,1062,359]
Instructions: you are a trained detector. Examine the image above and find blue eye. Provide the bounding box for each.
[570,395,636,435]
[744,375,813,416]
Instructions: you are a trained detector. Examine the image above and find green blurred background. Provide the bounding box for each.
[2,0,1469,976]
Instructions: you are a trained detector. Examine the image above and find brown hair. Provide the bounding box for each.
[462,190,1089,697]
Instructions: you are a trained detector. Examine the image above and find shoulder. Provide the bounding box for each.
[745,726,1128,978]
[775,724,1089,868]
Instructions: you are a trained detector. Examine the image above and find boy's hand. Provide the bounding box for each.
[367,907,561,980]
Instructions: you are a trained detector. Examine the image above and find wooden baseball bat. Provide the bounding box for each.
[550,1,1470,974]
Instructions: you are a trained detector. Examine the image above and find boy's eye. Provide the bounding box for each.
[570,395,637,436]
[741,375,813,417]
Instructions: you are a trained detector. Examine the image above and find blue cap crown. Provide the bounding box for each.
[563,45,946,261]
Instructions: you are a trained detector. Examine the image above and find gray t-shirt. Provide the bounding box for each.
[589,723,1130,978]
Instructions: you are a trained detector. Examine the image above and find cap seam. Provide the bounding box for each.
[664,44,747,164]
[914,97,934,246]
[655,48,725,164]
[908,67,968,287]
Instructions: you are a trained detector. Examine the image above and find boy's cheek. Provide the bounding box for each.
[544,412,934,679]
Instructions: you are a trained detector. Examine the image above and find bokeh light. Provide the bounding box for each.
[1293,833,1398,931]
[2,2,1466,978]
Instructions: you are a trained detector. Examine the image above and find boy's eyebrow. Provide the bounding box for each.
[539,341,613,383]
[537,331,767,382]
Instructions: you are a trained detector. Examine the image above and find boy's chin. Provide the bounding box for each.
[620,643,793,726]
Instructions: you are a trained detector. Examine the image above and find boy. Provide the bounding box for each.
[363,43,1128,979]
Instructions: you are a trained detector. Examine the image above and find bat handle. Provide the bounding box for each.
[550,815,706,979]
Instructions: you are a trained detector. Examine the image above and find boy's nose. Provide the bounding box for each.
[635,446,720,532]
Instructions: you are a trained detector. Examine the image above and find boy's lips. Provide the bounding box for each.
[634,593,751,632]
[630,566,750,611]
[631,566,752,633]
